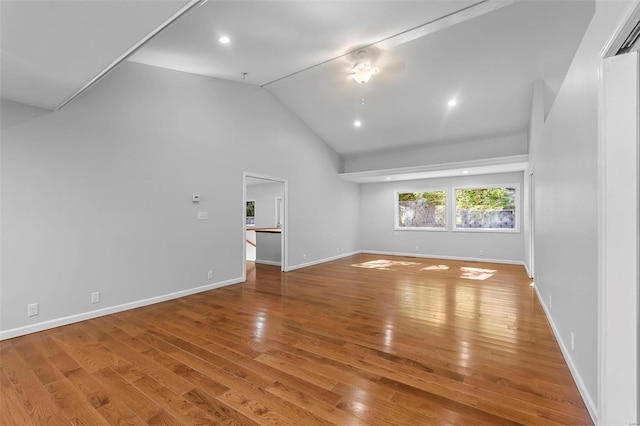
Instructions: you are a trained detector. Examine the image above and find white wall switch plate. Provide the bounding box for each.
[197,212,208,220]
[91,292,100,304]
[27,303,39,317]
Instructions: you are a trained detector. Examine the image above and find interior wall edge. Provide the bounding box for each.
[285,250,361,272]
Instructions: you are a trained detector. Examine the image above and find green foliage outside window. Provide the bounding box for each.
[455,188,515,210]
[246,201,255,217]
[455,187,516,229]
[398,191,446,205]
[397,190,446,228]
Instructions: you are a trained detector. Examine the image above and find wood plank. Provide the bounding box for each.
[92,367,169,423]
[44,378,110,425]
[1,349,59,421]
[64,366,145,425]
[0,368,34,426]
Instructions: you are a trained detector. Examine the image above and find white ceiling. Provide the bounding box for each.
[129,1,480,85]
[1,0,595,159]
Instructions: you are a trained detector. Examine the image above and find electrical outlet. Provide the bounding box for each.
[415,246,419,252]
[570,332,575,350]
[27,303,39,317]
[91,292,100,304]
[479,249,484,256]
[303,254,307,260]
[549,295,552,308]
[208,271,213,280]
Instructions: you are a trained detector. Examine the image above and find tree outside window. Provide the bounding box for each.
[396,190,446,229]
[455,187,516,230]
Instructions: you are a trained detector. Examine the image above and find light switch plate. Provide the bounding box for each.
[197,212,208,220]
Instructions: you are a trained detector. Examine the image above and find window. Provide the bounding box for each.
[396,190,447,230]
[246,200,255,226]
[454,185,518,231]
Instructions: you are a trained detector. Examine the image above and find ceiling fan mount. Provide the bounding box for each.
[352,51,378,84]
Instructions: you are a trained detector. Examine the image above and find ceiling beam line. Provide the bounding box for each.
[261,0,513,88]
[54,0,204,111]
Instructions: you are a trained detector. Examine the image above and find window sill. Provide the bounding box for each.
[394,227,449,232]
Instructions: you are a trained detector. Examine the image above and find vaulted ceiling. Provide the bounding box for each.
[1,0,595,157]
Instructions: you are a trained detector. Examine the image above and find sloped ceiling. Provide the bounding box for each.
[0,0,190,110]
[1,0,595,158]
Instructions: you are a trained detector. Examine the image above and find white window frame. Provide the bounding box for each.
[394,189,448,231]
[452,183,520,233]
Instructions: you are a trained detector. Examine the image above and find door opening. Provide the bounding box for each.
[242,172,288,281]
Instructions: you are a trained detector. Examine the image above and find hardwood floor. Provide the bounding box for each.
[0,254,592,425]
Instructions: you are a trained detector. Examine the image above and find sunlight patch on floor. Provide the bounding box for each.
[351,259,420,271]
[460,266,496,280]
[421,264,450,271]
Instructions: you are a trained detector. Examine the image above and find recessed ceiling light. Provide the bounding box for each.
[386,177,392,181]
[219,36,231,44]
[354,120,362,127]
[448,99,457,107]
[462,170,469,174]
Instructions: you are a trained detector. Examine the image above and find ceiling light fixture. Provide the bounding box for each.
[462,170,469,174]
[354,120,362,127]
[448,99,457,107]
[219,36,230,44]
[352,63,377,84]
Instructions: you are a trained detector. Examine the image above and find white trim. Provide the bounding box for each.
[452,183,521,233]
[596,43,608,426]
[527,170,535,279]
[0,277,243,341]
[602,2,640,58]
[597,49,639,425]
[532,284,597,423]
[360,250,525,266]
[394,188,448,231]
[286,251,361,272]
[340,154,528,183]
[274,196,282,228]
[394,228,448,232]
[254,259,281,266]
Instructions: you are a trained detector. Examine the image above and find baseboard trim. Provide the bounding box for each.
[360,250,525,266]
[286,250,524,272]
[286,251,360,272]
[532,284,597,423]
[254,259,281,266]
[0,277,244,341]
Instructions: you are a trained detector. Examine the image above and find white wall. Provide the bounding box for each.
[246,182,281,228]
[344,132,527,173]
[359,172,525,264]
[529,1,638,420]
[0,61,360,337]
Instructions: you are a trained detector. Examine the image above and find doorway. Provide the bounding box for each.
[529,171,535,278]
[242,172,288,281]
